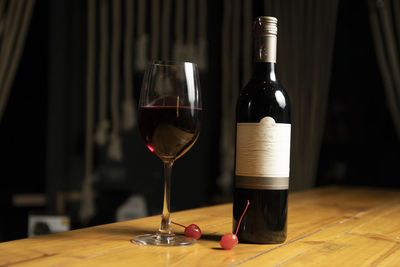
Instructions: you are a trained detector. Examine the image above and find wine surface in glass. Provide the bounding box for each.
[139,105,201,162]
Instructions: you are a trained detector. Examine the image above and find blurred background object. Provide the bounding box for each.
[28,214,70,238]
[0,0,399,242]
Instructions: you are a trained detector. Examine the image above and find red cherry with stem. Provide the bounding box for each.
[171,221,202,239]
[220,233,238,250]
[220,200,250,250]
[185,224,202,240]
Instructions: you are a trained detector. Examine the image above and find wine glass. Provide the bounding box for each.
[133,61,202,246]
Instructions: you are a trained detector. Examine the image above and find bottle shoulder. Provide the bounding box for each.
[241,77,286,95]
[237,78,291,123]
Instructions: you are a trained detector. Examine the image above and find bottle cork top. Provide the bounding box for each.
[253,16,278,36]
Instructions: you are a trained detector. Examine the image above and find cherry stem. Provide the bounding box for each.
[235,200,250,236]
[171,221,186,229]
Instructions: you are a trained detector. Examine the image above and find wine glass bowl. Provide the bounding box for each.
[132,61,202,246]
[139,96,201,162]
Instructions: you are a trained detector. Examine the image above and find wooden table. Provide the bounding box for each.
[1,186,400,266]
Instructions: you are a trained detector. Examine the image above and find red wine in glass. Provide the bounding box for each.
[139,105,201,162]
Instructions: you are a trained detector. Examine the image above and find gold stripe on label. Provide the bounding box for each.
[236,176,289,190]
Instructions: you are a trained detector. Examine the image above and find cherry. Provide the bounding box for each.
[171,221,202,239]
[220,233,238,250]
[184,224,202,240]
[220,200,250,250]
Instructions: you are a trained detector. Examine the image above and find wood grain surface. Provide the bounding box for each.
[0,186,399,266]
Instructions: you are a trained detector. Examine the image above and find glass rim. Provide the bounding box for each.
[148,60,198,67]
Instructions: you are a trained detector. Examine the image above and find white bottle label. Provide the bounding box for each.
[235,116,291,190]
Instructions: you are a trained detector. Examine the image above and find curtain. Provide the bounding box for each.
[0,0,36,122]
[80,0,209,223]
[367,0,400,140]
[79,0,340,220]
[268,0,339,191]
[218,0,339,193]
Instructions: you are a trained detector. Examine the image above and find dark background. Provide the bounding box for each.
[0,0,399,242]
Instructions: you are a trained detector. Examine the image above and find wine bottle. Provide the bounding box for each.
[233,16,291,244]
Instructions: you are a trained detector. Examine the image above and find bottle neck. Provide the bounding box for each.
[253,62,277,81]
[253,33,277,81]
[254,34,277,63]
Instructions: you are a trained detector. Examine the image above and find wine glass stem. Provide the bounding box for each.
[158,161,173,236]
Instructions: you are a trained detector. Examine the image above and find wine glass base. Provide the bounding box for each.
[132,234,196,246]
